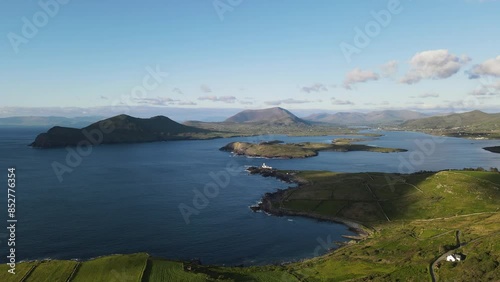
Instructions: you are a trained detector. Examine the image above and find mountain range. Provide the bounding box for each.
[224,107,309,126]
[401,110,500,131]
[304,110,429,125]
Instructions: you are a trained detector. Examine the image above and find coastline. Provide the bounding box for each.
[246,166,372,239]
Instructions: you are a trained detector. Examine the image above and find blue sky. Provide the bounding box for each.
[1,0,499,115]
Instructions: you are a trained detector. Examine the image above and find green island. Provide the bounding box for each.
[220,139,406,159]
[5,168,499,281]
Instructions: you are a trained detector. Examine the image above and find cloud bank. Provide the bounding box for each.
[400,49,470,84]
[198,95,236,103]
[343,68,379,89]
[467,55,500,78]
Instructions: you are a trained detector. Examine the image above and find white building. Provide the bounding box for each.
[446,254,462,262]
[261,163,272,169]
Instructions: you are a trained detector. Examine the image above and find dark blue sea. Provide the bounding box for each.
[0,128,498,265]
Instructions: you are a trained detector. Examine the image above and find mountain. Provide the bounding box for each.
[0,116,103,128]
[306,112,366,125]
[224,107,309,126]
[304,110,429,125]
[401,110,500,130]
[30,114,209,148]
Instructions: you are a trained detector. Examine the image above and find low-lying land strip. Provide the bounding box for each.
[220,139,406,159]
[484,146,500,154]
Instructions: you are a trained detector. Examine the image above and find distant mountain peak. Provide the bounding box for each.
[225,107,309,126]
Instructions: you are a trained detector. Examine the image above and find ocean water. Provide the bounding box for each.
[0,128,498,265]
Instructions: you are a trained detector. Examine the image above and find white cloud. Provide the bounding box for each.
[400,49,470,84]
[178,101,197,105]
[172,88,184,95]
[134,96,179,106]
[469,88,497,96]
[343,68,379,89]
[301,83,328,93]
[417,92,440,98]
[331,98,354,105]
[198,95,237,103]
[467,55,500,78]
[200,84,212,93]
[265,98,311,105]
[469,80,500,96]
[380,60,398,77]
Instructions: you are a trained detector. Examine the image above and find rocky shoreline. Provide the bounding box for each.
[246,167,371,239]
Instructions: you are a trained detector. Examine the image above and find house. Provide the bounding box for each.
[261,163,272,169]
[446,254,462,262]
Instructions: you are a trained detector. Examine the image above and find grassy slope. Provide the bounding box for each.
[144,259,209,282]
[0,261,39,282]
[400,110,500,139]
[266,170,500,281]
[24,260,78,282]
[71,253,148,282]
[7,171,500,281]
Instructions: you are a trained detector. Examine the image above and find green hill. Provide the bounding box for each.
[30,114,211,148]
[224,107,309,126]
[305,110,428,125]
[401,110,500,138]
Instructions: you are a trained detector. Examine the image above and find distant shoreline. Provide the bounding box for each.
[484,146,500,154]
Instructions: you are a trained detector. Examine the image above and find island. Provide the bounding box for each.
[220,139,407,159]
[29,114,214,148]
